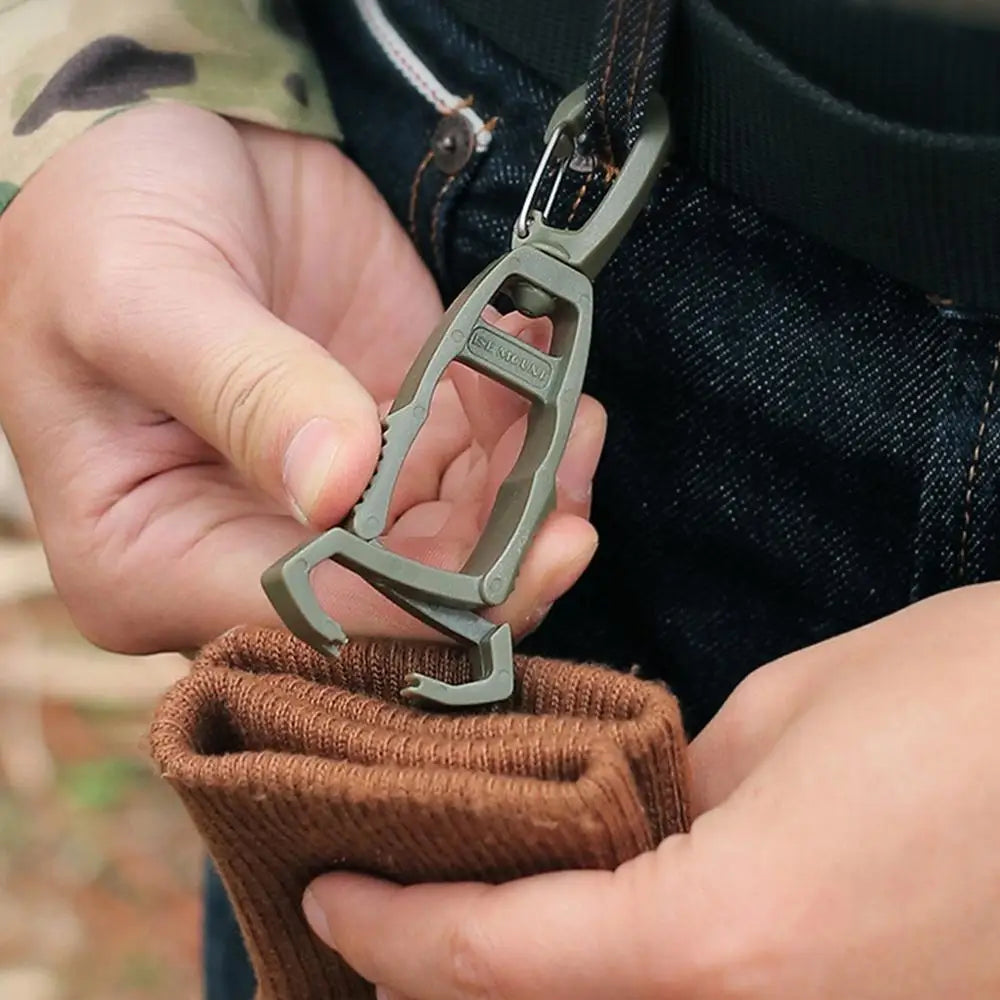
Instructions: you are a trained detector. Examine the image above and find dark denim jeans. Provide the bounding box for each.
[204,1,1000,995]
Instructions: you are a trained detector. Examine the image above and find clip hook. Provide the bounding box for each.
[261,86,670,709]
[513,86,671,280]
[514,120,576,239]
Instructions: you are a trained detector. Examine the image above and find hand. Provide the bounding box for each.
[0,103,603,653]
[302,584,1000,999]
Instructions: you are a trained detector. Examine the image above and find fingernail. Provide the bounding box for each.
[302,888,331,945]
[283,418,341,525]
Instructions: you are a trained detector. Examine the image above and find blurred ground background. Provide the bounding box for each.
[0,435,203,999]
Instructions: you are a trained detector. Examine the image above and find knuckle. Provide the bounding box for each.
[0,209,48,350]
[443,912,504,1000]
[659,849,800,997]
[712,669,772,750]
[73,610,149,657]
[630,839,793,998]
[696,896,797,997]
[202,342,291,472]
[69,240,158,365]
[55,575,138,654]
[47,545,153,655]
[716,651,801,741]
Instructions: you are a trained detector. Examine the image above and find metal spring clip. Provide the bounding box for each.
[261,86,670,708]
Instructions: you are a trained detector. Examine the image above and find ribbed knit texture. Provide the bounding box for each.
[149,627,690,1000]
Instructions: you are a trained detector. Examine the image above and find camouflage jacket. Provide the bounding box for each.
[0,0,341,215]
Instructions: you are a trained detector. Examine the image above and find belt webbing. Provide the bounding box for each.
[447,0,1000,310]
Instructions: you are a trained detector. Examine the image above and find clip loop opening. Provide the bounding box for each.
[515,121,578,240]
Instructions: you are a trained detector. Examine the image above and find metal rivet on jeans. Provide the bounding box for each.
[431,113,476,174]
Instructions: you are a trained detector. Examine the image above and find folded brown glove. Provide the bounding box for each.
[149,627,691,1000]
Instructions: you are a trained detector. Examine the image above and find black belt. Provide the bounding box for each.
[447,0,1000,312]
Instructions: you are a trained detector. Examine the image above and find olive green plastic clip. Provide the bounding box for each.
[261,86,670,709]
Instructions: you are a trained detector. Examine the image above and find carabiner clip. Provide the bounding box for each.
[513,86,671,281]
[261,86,670,709]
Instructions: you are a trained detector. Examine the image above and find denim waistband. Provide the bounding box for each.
[444,0,1000,311]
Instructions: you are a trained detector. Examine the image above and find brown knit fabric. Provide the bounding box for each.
[149,627,690,1000]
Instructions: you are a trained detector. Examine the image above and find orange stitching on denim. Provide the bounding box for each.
[626,0,656,120]
[958,337,1000,580]
[421,102,499,278]
[597,0,626,167]
[430,173,459,276]
[408,148,435,239]
[566,178,591,226]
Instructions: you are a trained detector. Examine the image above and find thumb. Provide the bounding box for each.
[73,253,382,528]
[688,635,841,814]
